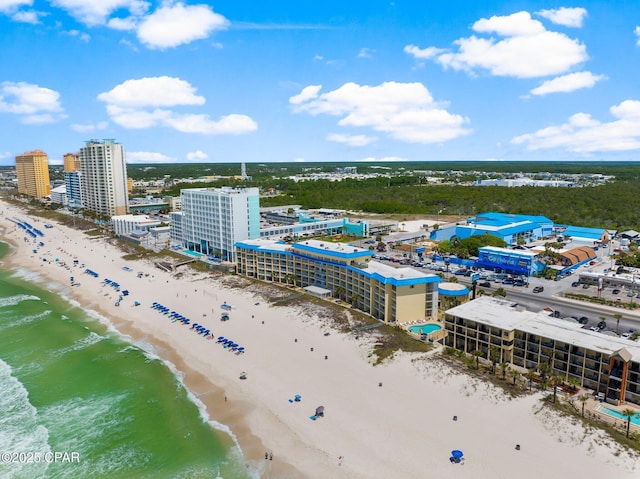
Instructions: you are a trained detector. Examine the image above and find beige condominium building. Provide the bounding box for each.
[444,296,640,406]
[235,238,441,324]
[16,149,50,198]
[79,139,129,217]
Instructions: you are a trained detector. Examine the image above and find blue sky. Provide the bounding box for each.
[1,1,640,165]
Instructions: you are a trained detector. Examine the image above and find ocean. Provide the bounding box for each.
[0,241,254,479]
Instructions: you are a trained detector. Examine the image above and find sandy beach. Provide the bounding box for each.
[1,199,638,479]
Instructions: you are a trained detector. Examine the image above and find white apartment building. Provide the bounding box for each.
[180,187,260,262]
[79,139,129,217]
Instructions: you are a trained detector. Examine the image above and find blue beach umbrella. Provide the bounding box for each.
[451,450,464,459]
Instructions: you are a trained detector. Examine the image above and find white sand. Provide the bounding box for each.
[1,200,638,479]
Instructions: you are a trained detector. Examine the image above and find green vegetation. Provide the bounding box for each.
[106,161,640,231]
[369,324,433,365]
[435,232,507,258]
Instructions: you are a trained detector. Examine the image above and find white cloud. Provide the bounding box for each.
[70,121,108,133]
[136,2,228,49]
[536,7,587,28]
[0,0,32,12]
[403,44,444,60]
[107,16,137,31]
[98,76,257,135]
[64,29,91,42]
[127,151,176,163]
[186,150,208,161]
[98,76,206,108]
[289,85,321,105]
[50,0,149,26]
[636,26,640,46]
[0,151,11,159]
[12,9,39,23]
[357,47,375,58]
[407,11,587,78]
[290,81,471,144]
[511,100,640,153]
[0,81,66,124]
[327,133,377,146]
[529,71,606,96]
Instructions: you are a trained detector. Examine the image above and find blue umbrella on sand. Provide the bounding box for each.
[451,450,464,459]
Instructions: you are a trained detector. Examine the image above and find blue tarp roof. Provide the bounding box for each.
[562,225,605,240]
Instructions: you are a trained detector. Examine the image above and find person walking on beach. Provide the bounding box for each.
[338,455,344,466]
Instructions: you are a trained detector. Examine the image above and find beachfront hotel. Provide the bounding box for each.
[15,149,51,199]
[444,296,640,406]
[79,139,129,217]
[235,238,441,324]
[178,187,260,262]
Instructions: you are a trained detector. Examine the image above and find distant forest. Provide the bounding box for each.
[48,161,640,230]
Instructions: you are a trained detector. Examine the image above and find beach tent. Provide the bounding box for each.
[451,450,463,459]
[315,406,325,417]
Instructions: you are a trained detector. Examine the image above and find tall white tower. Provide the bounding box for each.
[241,162,247,180]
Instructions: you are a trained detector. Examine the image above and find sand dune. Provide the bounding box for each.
[0,200,637,479]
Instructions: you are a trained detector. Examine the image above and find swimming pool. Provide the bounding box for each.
[182,249,203,258]
[600,407,640,426]
[408,324,442,335]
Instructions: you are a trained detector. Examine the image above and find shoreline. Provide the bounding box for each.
[1,200,638,479]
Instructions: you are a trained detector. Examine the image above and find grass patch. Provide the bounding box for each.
[368,323,433,365]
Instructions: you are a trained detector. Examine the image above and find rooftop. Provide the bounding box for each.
[446,296,640,362]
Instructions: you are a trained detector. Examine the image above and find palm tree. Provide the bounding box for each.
[538,362,551,381]
[489,346,500,374]
[500,362,509,380]
[525,368,537,391]
[621,408,639,439]
[567,377,581,394]
[579,394,590,417]
[550,376,563,403]
[614,313,623,334]
[510,368,521,386]
[472,350,484,370]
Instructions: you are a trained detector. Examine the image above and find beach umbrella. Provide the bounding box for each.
[315,406,325,416]
[451,450,464,459]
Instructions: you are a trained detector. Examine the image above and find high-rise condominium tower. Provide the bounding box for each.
[79,139,129,217]
[15,149,51,199]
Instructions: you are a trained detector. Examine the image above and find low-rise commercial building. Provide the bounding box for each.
[235,238,441,324]
[444,296,640,406]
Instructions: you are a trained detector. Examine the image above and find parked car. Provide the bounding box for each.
[578,316,589,324]
[582,283,590,289]
[589,326,600,332]
[532,286,544,293]
[628,290,636,297]
[571,281,580,287]
[514,280,526,287]
[612,289,621,295]
[597,320,607,329]
[479,281,492,288]
[502,279,514,285]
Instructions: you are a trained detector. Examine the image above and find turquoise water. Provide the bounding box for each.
[182,250,203,258]
[408,324,442,335]
[602,407,640,426]
[0,241,252,479]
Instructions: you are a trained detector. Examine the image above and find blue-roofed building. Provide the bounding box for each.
[477,246,545,276]
[431,212,554,245]
[235,238,441,324]
[559,225,609,245]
